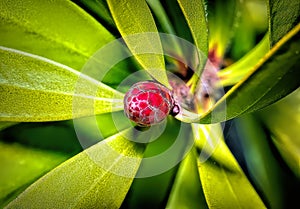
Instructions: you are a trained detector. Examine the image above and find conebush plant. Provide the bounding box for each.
[0,0,299,208]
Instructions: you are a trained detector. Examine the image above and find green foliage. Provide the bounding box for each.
[107,0,170,88]
[0,47,124,122]
[0,142,69,208]
[177,0,208,72]
[0,0,299,208]
[257,89,300,177]
[6,129,145,208]
[192,124,266,208]
[0,0,114,71]
[200,24,300,123]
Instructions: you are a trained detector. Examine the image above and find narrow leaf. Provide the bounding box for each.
[72,0,116,30]
[6,129,145,209]
[177,0,208,73]
[236,115,285,208]
[166,148,208,209]
[0,0,114,71]
[192,124,266,208]
[199,23,300,123]
[0,47,124,122]
[219,33,270,87]
[107,0,171,88]
[268,0,300,46]
[146,0,176,35]
[0,142,68,208]
[257,89,300,177]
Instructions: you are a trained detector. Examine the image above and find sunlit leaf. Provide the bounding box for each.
[0,0,114,71]
[0,142,68,208]
[199,23,300,123]
[177,0,208,74]
[122,119,193,208]
[0,47,124,122]
[257,89,300,177]
[268,0,300,46]
[236,115,285,208]
[219,33,270,87]
[107,0,171,88]
[192,124,266,208]
[6,129,145,209]
[166,148,208,209]
[146,0,184,58]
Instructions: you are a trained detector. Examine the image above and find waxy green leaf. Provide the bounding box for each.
[219,33,270,87]
[72,0,116,31]
[177,0,208,73]
[199,23,300,123]
[6,129,145,209]
[192,124,266,208]
[107,0,171,88]
[0,142,68,208]
[0,0,114,71]
[257,89,300,177]
[0,47,124,122]
[166,148,208,209]
[268,0,300,46]
[236,115,285,208]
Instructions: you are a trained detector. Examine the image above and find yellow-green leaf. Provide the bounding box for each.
[5,129,145,209]
[0,141,68,208]
[177,0,208,73]
[0,0,114,71]
[257,89,300,177]
[166,147,208,209]
[0,46,124,122]
[107,0,170,88]
[192,124,266,208]
[218,33,270,87]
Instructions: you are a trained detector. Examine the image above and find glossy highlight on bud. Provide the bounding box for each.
[124,81,180,126]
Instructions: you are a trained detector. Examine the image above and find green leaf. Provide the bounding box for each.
[0,0,114,71]
[0,47,124,122]
[268,0,300,46]
[219,33,270,87]
[207,0,240,59]
[0,141,68,208]
[177,0,208,72]
[146,0,176,35]
[236,115,285,208]
[199,23,300,123]
[6,129,145,209]
[257,89,300,177]
[230,0,268,60]
[121,119,192,208]
[192,124,266,208]
[0,122,17,131]
[107,0,171,88]
[166,147,208,209]
[72,0,116,31]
